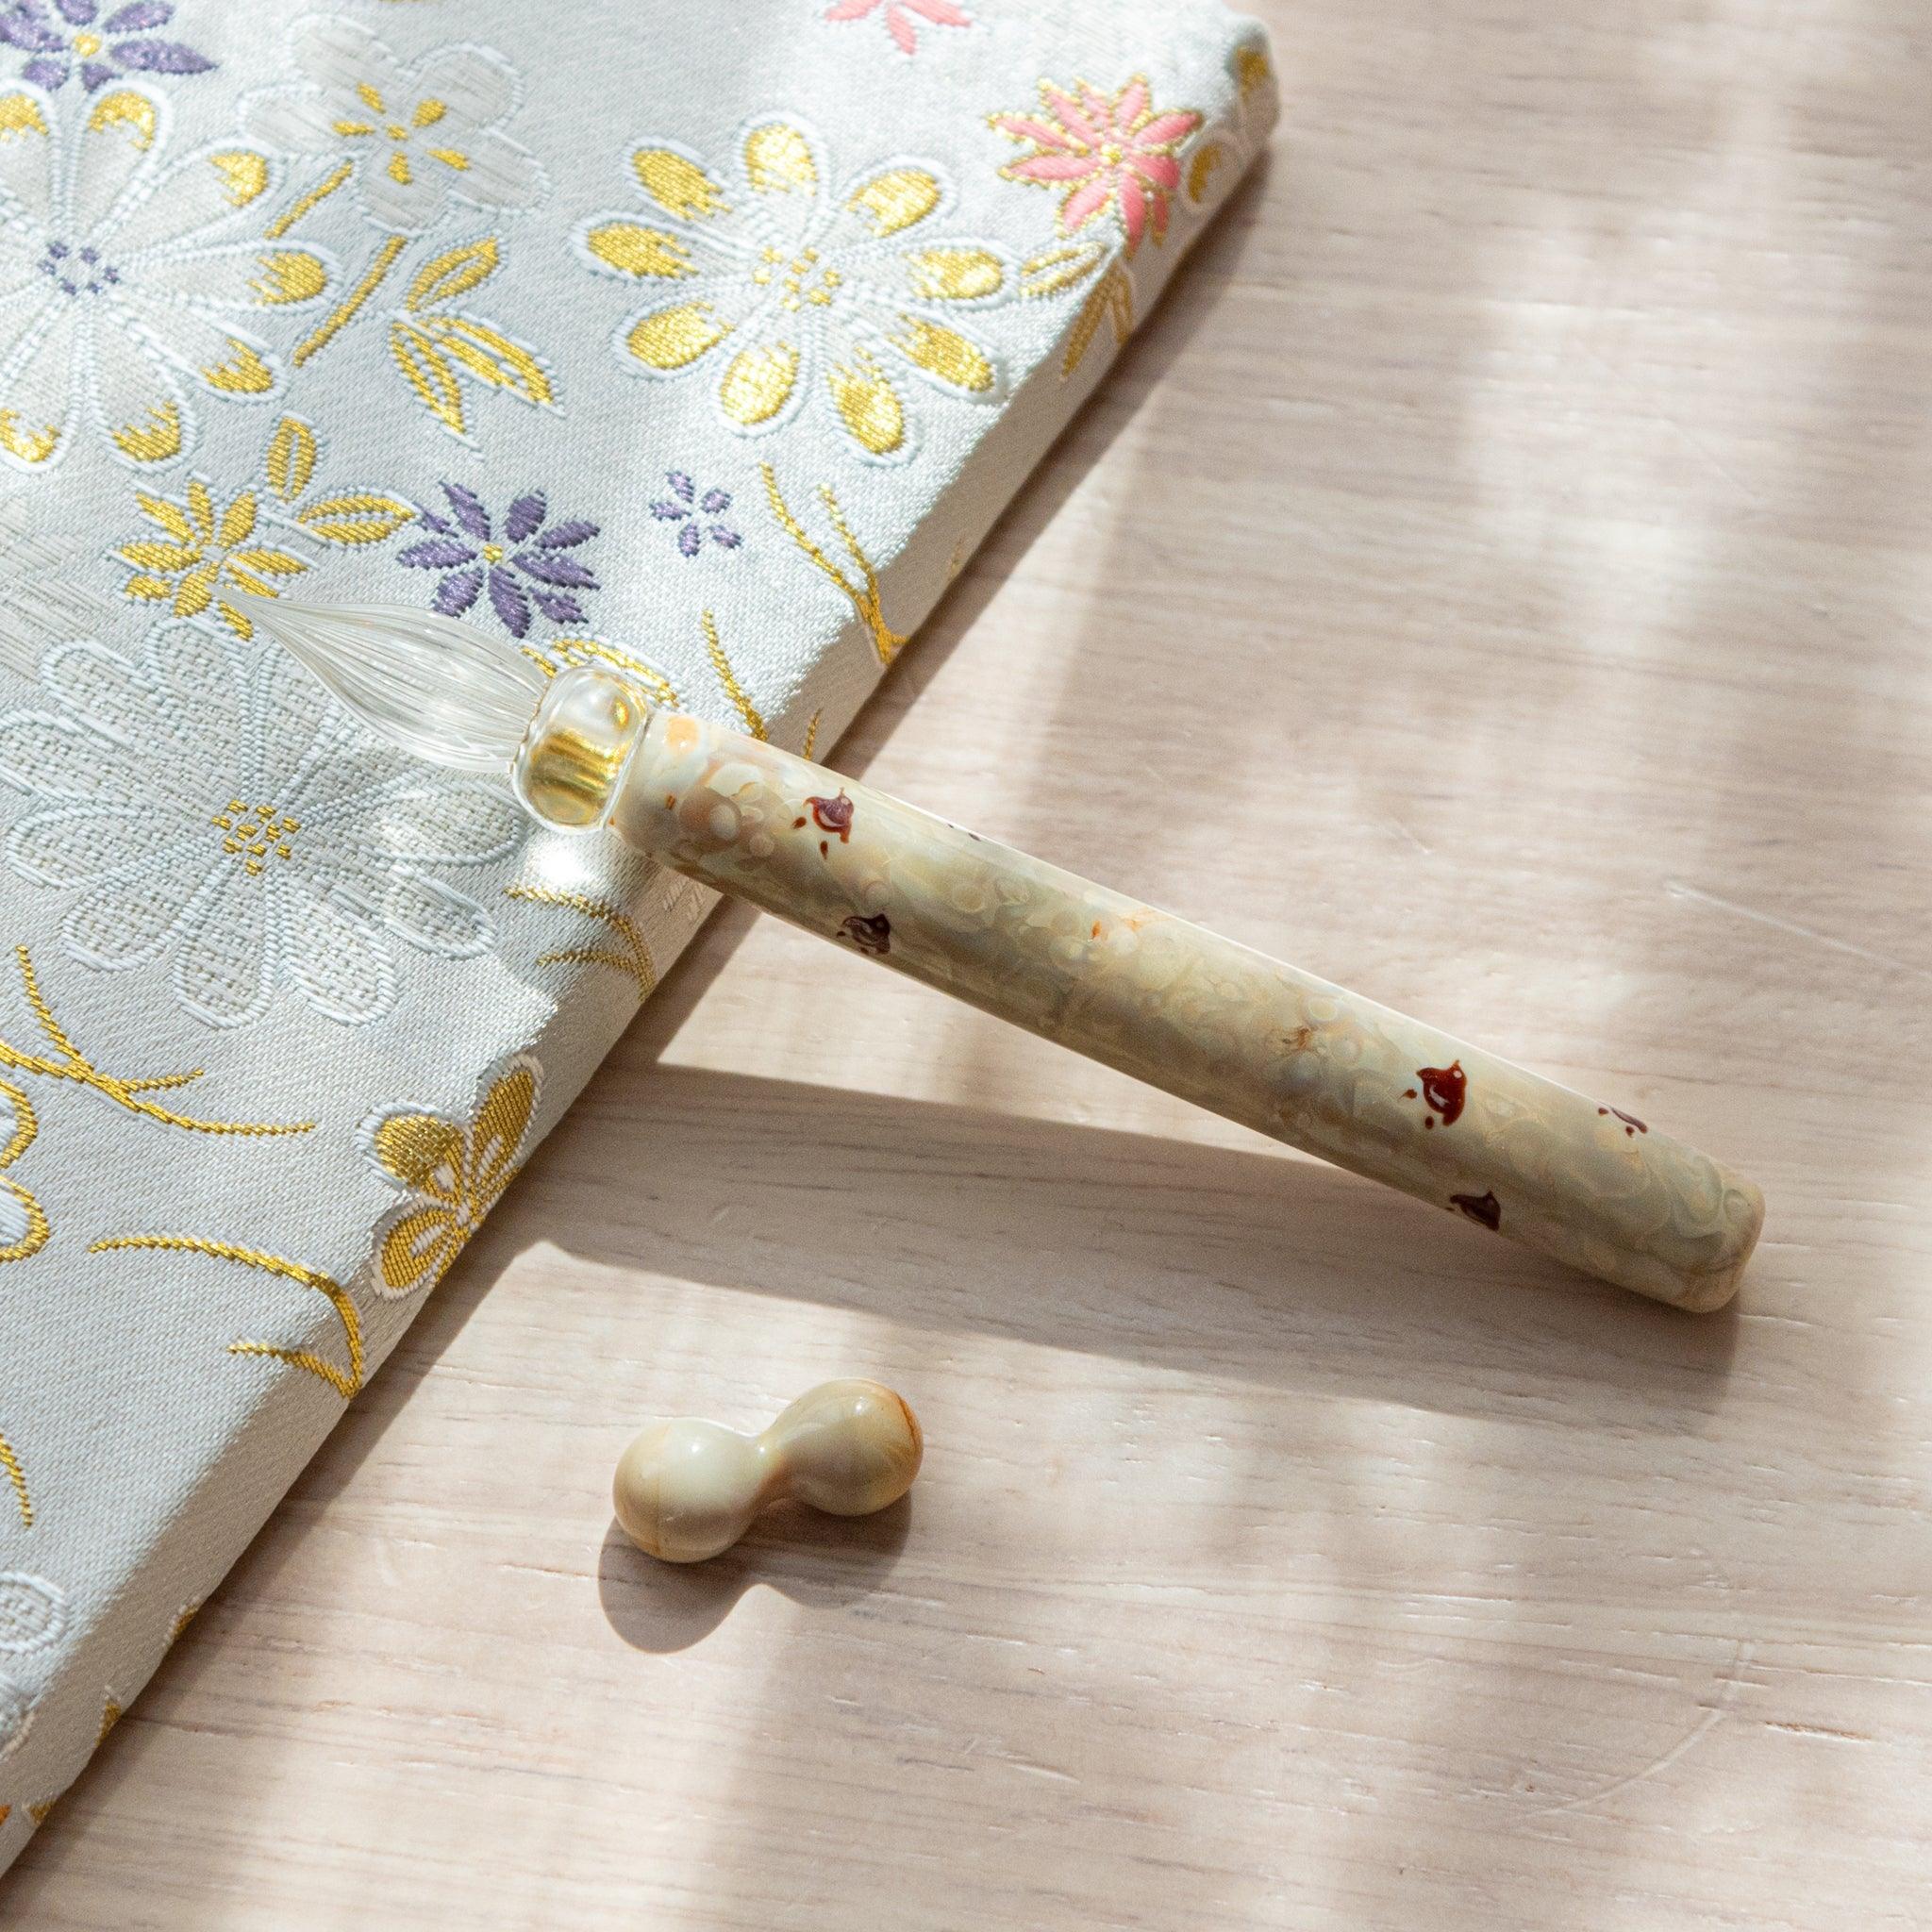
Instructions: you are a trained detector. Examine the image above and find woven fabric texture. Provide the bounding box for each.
[0,0,1274,1864]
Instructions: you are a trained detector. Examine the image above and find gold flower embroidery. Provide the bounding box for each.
[119,480,306,634]
[241,21,555,431]
[334,88,475,197]
[116,413,415,638]
[575,116,1014,461]
[361,1057,538,1297]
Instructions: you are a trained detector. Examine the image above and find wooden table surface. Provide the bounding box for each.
[12,3,1930,1924]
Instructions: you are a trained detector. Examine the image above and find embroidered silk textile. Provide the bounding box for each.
[0,0,1274,1863]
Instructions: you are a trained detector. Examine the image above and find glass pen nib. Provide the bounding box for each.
[238,592,545,773]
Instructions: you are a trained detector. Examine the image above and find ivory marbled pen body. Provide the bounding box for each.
[524,691,1763,1310]
[242,600,1762,1311]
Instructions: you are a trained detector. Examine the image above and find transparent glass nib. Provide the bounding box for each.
[238,593,545,772]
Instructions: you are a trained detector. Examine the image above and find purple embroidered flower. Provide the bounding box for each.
[398,484,600,640]
[651,472,741,558]
[0,0,213,92]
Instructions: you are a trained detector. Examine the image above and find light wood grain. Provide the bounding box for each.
[11,2,1931,1924]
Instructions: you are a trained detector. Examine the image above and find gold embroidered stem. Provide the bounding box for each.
[293,233,407,368]
[760,465,908,667]
[13,954,78,1062]
[701,610,767,741]
[118,1071,208,1094]
[0,1426,30,1527]
[89,1234,364,1401]
[1062,262,1134,381]
[1020,239,1106,298]
[2,947,314,1136]
[505,883,656,999]
[800,708,822,760]
[264,158,352,241]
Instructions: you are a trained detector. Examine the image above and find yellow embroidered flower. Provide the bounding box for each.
[1184,43,1273,210]
[115,414,415,638]
[119,480,307,637]
[360,1058,538,1296]
[574,115,1014,462]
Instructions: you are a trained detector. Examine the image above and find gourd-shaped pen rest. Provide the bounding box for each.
[613,1381,924,1563]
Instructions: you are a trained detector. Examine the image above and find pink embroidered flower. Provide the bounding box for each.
[823,0,969,58]
[992,75,1202,255]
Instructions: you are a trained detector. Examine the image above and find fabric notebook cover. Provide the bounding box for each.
[0,0,1274,1863]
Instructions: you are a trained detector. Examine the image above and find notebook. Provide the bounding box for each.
[0,0,1274,1862]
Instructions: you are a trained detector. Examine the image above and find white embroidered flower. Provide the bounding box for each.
[0,80,330,474]
[0,1573,63,1657]
[0,1572,63,1766]
[0,1181,38,1259]
[0,619,522,1028]
[575,115,1014,462]
[240,15,543,236]
[0,1670,29,1771]
[0,1079,48,1264]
